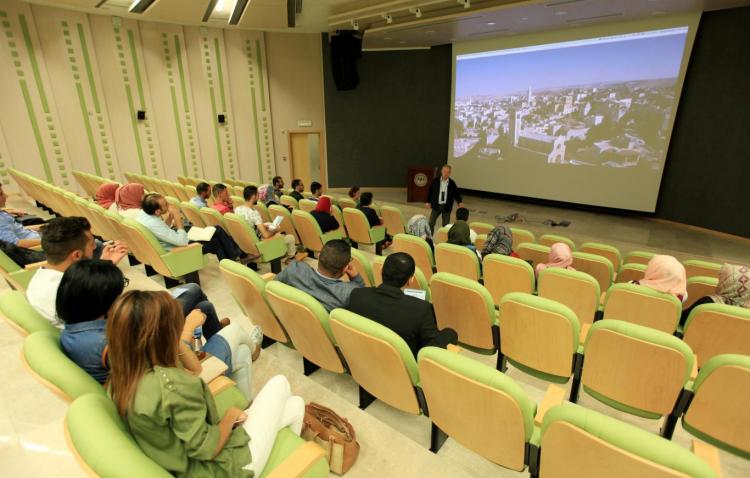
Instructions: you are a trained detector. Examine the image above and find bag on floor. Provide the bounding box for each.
[301,402,359,474]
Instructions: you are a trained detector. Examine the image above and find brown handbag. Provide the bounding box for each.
[301,402,360,474]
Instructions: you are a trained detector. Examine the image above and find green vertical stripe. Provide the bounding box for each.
[174,35,190,112]
[250,88,263,181]
[127,29,146,107]
[124,85,146,174]
[213,38,227,112]
[18,79,52,182]
[76,23,101,114]
[75,83,101,175]
[255,40,266,112]
[18,14,49,114]
[208,87,225,180]
[170,85,187,176]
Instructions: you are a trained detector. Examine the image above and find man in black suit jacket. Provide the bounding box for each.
[426,164,463,234]
[347,252,458,358]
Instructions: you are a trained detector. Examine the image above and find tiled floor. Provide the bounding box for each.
[0,190,748,477]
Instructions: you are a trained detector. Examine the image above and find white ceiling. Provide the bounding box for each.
[17,0,750,47]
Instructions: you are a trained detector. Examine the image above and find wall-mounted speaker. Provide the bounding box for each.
[136,110,146,120]
[218,114,226,124]
[330,31,362,91]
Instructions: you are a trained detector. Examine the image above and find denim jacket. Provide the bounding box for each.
[60,320,108,384]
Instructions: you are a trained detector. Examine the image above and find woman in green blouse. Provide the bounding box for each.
[107,290,305,477]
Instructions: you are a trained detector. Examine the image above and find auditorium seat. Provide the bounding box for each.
[381,205,406,236]
[510,227,536,251]
[223,213,287,273]
[537,268,600,328]
[434,226,450,245]
[680,354,750,459]
[614,262,647,283]
[199,206,226,228]
[185,184,197,199]
[280,194,299,210]
[580,242,622,271]
[72,170,112,198]
[0,290,58,336]
[330,309,424,414]
[337,197,356,210]
[498,293,582,400]
[291,210,342,258]
[392,234,435,280]
[330,204,349,239]
[255,202,272,222]
[468,221,494,235]
[350,248,375,286]
[265,281,346,376]
[371,256,431,301]
[682,303,750,368]
[342,207,387,255]
[482,254,535,305]
[435,243,481,282]
[474,234,487,252]
[219,259,290,346]
[684,259,722,280]
[580,320,694,437]
[539,234,576,250]
[571,251,614,293]
[516,243,551,267]
[268,204,301,244]
[623,250,656,266]
[602,283,682,334]
[537,403,718,478]
[0,250,42,292]
[684,276,718,310]
[231,195,244,207]
[299,199,317,213]
[430,272,498,360]
[418,346,536,470]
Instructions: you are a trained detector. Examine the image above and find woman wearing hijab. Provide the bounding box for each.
[310,196,339,233]
[481,225,519,259]
[407,214,434,249]
[114,183,145,219]
[257,184,278,207]
[94,183,119,210]
[535,242,575,276]
[447,220,479,260]
[634,254,687,302]
[680,263,749,326]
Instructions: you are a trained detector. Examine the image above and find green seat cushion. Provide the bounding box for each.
[541,403,717,478]
[260,428,329,478]
[265,281,334,342]
[0,290,59,335]
[214,383,251,415]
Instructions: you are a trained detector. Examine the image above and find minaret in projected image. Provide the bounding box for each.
[509,109,523,147]
[527,86,533,105]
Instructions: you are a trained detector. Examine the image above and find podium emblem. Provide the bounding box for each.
[414,173,428,187]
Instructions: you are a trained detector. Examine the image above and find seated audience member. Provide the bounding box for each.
[138,193,244,261]
[94,183,119,209]
[191,182,211,208]
[309,182,323,201]
[447,219,478,257]
[357,192,382,228]
[446,207,477,243]
[26,217,129,327]
[58,262,261,397]
[482,225,520,258]
[275,239,363,312]
[348,186,360,204]
[635,254,687,303]
[680,263,750,325]
[258,184,278,207]
[535,242,575,276]
[211,183,234,215]
[235,186,296,262]
[310,196,340,234]
[107,291,303,476]
[289,179,305,202]
[0,184,41,249]
[272,176,285,203]
[348,253,458,358]
[407,214,434,250]
[114,183,145,219]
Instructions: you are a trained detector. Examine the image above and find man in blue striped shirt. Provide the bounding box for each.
[0,184,41,248]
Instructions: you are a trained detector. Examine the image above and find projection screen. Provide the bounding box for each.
[449,14,700,212]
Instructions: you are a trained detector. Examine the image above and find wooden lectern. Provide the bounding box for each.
[407,166,437,203]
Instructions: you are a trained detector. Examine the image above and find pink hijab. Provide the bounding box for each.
[115,183,145,210]
[535,242,575,275]
[639,255,687,299]
[95,183,119,209]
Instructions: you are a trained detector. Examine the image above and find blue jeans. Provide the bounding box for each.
[176,283,222,339]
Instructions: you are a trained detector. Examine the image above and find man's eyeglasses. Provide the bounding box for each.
[123,277,130,287]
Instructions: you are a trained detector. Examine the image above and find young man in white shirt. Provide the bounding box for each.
[235,185,296,262]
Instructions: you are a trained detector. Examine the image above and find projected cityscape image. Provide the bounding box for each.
[453,28,689,171]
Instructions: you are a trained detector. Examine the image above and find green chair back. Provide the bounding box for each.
[683,303,750,368]
[0,290,58,336]
[538,268,600,326]
[435,243,481,282]
[392,233,435,281]
[580,241,621,270]
[509,227,535,251]
[482,254,535,305]
[572,251,614,293]
[683,259,722,280]
[623,250,656,266]
[539,234,576,250]
[602,282,682,334]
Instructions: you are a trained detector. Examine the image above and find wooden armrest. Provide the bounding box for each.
[207,376,236,396]
[27,224,43,231]
[261,272,276,281]
[266,442,327,478]
[691,439,721,477]
[579,323,591,344]
[24,260,47,270]
[691,353,699,380]
[171,243,203,253]
[446,344,462,354]
[534,384,566,427]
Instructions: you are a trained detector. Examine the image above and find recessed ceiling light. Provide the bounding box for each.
[555,10,568,16]
[487,21,496,26]
[425,30,436,33]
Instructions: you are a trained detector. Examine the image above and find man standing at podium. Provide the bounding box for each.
[426,164,463,233]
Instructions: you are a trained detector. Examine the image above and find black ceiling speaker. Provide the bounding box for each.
[137,110,146,120]
[218,114,226,124]
[330,31,362,91]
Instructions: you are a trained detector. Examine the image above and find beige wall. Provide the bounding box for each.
[0,0,326,193]
[265,32,327,185]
